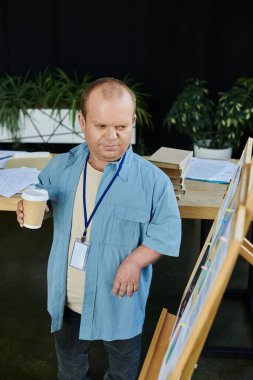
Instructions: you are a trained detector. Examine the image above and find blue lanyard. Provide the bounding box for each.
[82,152,126,241]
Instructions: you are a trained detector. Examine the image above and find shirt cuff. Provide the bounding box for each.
[142,236,180,257]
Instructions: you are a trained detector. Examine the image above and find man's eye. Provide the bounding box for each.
[117,125,126,130]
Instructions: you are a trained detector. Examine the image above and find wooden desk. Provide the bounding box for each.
[178,179,228,220]
[0,194,21,212]
[0,179,228,219]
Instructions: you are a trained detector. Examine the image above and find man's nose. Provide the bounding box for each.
[105,127,117,139]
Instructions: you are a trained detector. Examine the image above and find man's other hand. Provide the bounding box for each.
[112,258,141,298]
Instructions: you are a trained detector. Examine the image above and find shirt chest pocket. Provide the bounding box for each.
[110,206,150,246]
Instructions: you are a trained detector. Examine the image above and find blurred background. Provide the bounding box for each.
[0,0,253,154]
[0,1,253,379]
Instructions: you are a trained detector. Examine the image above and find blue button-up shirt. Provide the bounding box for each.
[37,143,181,341]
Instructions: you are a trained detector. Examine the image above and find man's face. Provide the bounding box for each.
[79,88,136,163]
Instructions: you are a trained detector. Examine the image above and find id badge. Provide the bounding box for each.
[70,238,90,271]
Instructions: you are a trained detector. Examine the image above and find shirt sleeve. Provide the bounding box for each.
[36,159,53,191]
[35,155,62,200]
[142,172,181,257]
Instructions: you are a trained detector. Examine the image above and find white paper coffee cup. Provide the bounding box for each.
[21,189,49,229]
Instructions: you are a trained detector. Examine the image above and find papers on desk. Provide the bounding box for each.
[185,157,239,184]
[0,167,40,197]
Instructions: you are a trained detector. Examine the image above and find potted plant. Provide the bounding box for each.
[214,78,253,156]
[163,78,216,156]
[0,68,90,144]
[164,78,253,159]
[22,68,91,144]
[0,72,38,143]
[0,69,153,151]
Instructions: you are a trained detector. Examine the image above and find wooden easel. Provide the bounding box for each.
[139,138,253,380]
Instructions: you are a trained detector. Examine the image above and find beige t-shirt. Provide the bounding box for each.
[66,163,103,314]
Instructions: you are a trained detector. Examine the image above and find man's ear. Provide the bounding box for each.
[133,113,137,127]
[78,112,86,135]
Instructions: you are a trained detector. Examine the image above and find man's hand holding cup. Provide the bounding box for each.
[16,189,49,229]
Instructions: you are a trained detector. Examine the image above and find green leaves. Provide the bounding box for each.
[122,74,153,154]
[123,74,153,130]
[0,70,153,148]
[0,74,36,138]
[164,78,214,142]
[32,68,91,116]
[164,77,253,151]
[215,80,253,150]
[0,68,92,138]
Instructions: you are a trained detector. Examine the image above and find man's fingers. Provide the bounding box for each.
[113,281,137,297]
[112,280,121,295]
[18,201,23,211]
[17,214,23,222]
[112,278,127,298]
[16,200,24,227]
[17,217,24,227]
[119,283,127,298]
[17,200,23,213]
[126,283,134,297]
[45,204,50,212]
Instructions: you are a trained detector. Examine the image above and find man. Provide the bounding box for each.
[17,77,181,380]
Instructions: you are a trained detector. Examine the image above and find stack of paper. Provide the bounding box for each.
[147,147,193,199]
[185,157,238,183]
[0,167,40,197]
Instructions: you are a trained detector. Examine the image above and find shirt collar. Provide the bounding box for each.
[69,143,133,181]
[107,145,133,182]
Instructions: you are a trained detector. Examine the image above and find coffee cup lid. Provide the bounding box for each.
[21,189,49,202]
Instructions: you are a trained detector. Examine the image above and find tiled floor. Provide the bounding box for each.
[0,213,252,379]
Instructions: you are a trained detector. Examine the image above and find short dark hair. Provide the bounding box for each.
[80,77,136,117]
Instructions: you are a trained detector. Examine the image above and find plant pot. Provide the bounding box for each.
[0,108,136,145]
[194,140,232,159]
[0,109,83,144]
[18,109,84,144]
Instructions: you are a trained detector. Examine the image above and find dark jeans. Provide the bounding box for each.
[54,308,142,380]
